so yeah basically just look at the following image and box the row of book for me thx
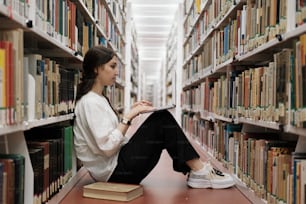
[104,86,125,114]
[183,0,298,68]
[82,0,126,36]
[0,6,127,127]
[182,113,305,204]
[0,0,125,59]
[0,153,25,204]
[94,0,126,59]
[33,0,126,57]
[183,37,213,81]
[0,0,30,19]
[33,0,80,52]
[181,40,306,127]
[0,123,74,204]
[183,0,234,40]
[0,29,81,126]
[25,124,74,204]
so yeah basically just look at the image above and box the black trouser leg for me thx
[108,110,200,184]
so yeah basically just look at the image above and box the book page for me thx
[140,104,176,113]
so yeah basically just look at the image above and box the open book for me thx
[141,104,176,113]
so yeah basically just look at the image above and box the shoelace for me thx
[206,162,225,176]
[212,168,224,176]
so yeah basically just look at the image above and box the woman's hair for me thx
[75,45,115,102]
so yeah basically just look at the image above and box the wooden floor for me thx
[59,150,252,204]
[59,114,252,204]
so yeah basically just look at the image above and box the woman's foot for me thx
[187,162,235,189]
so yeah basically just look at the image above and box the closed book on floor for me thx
[83,182,143,202]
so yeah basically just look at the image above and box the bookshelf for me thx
[181,0,306,203]
[0,0,127,203]
[124,2,139,113]
[164,3,184,122]
[130,24,139,105]
[165,21,178,106]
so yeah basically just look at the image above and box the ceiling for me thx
[127,0,182,83]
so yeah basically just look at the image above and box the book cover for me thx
[28,147,44,204]
[0,162,3,204]
[27,141,50,202]
[0,41,13,125]
[83,182,143,202]
[141,104,176,114]
[0,48,5,115]
[0,158,15,204]
[0,154,25,204]
[25,54,42,120]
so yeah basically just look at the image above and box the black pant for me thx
[108,110,200,184]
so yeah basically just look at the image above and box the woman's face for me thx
[96,56,118,86]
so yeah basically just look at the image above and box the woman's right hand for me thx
[125,101,154,120]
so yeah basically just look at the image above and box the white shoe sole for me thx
[187,177,235,189]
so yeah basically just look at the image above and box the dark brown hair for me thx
[75,45,115,102]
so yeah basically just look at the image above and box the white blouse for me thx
[73,91,128,181]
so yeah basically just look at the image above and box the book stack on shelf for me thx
[165,20,178,106]
[123,2,141,112]
[180,0,306,203]
[0,0,127,203]
[129,21,139,106]
[164,4,184,119]
[25,124,74,204]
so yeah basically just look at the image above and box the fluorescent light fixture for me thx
[137,31,168,34]
[137,24,170,28]
[133,15,174,19]
[139,46,166,50]
[132,4,178,8]
[137,37,167,40]
[146,76,159,80]
[140,57,162,61]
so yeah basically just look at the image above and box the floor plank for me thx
[60,150,251,204]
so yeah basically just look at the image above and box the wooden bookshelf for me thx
[181,0,306,203]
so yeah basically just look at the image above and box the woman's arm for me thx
[118,100,154,135]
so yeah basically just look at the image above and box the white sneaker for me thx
[187,162,235,189]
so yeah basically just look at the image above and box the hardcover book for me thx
[83,182,143,202]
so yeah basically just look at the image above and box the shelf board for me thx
[213,114,233,123]
[0,114,74,136]
[74,0,96,25]
[285,125,306,137]
[236,117,280,130]
[0,123,25,136]
[235,24,306,67]
[0,4,26,28]
[215,58,234,72]
[26,114,75,130]
[100,0,125,38]
[23,28,83,68]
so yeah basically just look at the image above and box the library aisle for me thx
[60,114,251,204]
[60,150,251,204]
[2,0,306,203]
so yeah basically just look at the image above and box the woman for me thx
[73,45,235,189]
